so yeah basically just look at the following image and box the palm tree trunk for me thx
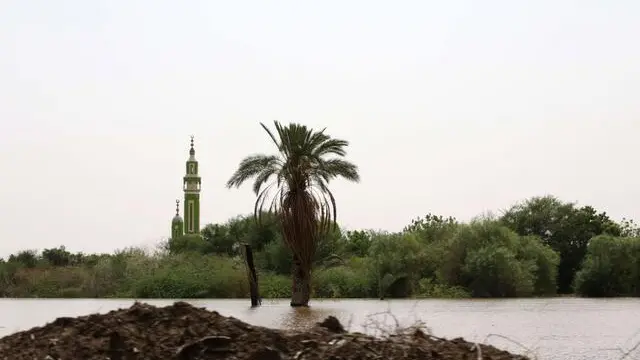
[290,257,311,307]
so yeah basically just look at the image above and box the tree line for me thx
[170,194,640,298]
[1,195,638,299]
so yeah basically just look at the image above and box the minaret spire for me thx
[170,136,201,241]
[183,135,201,235]
[171,199,184,240]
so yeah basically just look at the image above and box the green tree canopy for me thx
[500,195,620,293]
[574,235,640,297]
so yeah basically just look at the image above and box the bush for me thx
[9,250,39,268]
[516,236,559,295]
[437,220,559,297]
[130,254,248,298]
[167,235,210,254]
[256,240,291,275]
[574,235,640,297]
[463,245,534,297]
[313,265,372,298]
[259,273,291,298]
[367,232,426,297]
[415,278,470,298]
[8,267,90,297]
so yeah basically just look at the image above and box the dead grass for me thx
[351,304,640,360]
[352,305,533,360]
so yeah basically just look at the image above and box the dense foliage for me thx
[1,195,637,299]
[500,196,624,293]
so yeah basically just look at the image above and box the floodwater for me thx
[0,298,638,360]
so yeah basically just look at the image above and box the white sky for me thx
[1,0,639,256]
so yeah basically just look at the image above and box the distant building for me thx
[171,136,202,240]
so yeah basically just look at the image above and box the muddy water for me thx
[0,298,638,360]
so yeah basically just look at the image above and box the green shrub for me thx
[368,232,426,297]
[516,236,559,295]
[463,245,534,297]
[259,273,290,298]
[130,254,248,298]
[313,265,372,298]
[256,240,291,275]
[9,267,90,297]
[574,235,640,297]
[438,220,558,297]
[415,278,470,298]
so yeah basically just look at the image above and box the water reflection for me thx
[279,306,338,331]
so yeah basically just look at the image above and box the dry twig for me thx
[482,334,539,360]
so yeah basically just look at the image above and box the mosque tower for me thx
[183,136,202,234]
[171,200,184,240]
[170,136,202,239]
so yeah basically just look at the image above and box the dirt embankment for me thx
[0,302,530,360]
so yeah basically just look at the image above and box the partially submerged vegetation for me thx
[1,195,638,299]
[225,120,361,306]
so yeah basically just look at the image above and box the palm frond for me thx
[252,167,279,195]
[313,138,349,157]
[260,121,281,150]
[319,158,360,182]
[226,154,281,189]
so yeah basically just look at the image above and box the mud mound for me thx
[0,302,530,360]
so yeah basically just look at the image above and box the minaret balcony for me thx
[184,183,201,191]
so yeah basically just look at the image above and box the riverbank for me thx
[0,301,529,360]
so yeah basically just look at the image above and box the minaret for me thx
[183,136,201,235]
[171,199,184,239]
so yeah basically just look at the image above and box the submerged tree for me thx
[226,121,360,306]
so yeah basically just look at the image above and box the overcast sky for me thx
[1,0,638,256]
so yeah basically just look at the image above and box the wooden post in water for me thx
[242,243,261,307]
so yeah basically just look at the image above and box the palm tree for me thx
[227,121,360,306]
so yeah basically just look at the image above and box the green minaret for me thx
[183,136,201,235]
[171,199,184,240]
